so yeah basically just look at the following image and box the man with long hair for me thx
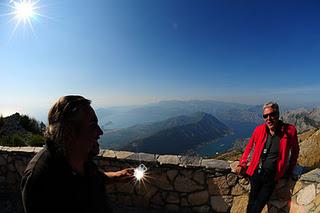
[21,95,133,213]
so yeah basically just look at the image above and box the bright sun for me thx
[13,0,36,22]
[7,0,41,37]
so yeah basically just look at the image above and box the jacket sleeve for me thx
[287,127,300,176]
[21,170,41,213]
[239,128,256,168]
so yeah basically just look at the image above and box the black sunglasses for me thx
[263,111,278,119]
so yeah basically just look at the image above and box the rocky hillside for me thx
[101,111,231,149]
[122,112,231,154]
[0,113,45,146]
[297,128,320,169]
[281,108,320,133]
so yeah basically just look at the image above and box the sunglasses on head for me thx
[263,111,278,119]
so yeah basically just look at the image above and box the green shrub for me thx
[19,115,42,135]
[27,134,45,147]
[0,134,26,146]
[0,115,4,128]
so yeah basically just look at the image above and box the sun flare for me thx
[7,0,42,37]
[13,0,36,22]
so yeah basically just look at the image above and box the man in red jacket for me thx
[235,102,299,213]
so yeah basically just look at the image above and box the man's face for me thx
[72,105,103,160]
[263,107,279,130]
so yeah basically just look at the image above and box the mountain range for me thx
[98,100,319,155]
[101,112,231,154]
[96,100,264,129]
[281,108,320,133]
[2,100,319,158]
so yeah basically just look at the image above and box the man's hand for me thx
[104,168,134,183]
[235,165,244,176]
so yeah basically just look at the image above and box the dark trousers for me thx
[247,169,277,213]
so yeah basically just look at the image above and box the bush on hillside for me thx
[27,134,45,147]
[0,115,4,128]
[0,134,26,146]
[19,115,43,135]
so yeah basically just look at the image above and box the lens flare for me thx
[13,0,36,22]
[134,164,147,182]
[6,0,43,38]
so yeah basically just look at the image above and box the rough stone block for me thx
[0,156,6,166]
[231,184,246,196]
[150,192,165,206]
[166,204,180,212]
[297,184,316,205]
[174,174,204,192]
[181,169,193,177]
[33,147,43,153]
[16,147,35,153]
[135,183,157,197]
[180,156,202,167]
[166,192,180,204]
[208,176,230,195]
[313,193,320,206]
[188,190,209,205]
[192,205,210,213]
[227,173,238,187]
[154,172,173,190]
[181,197,189,207]
[313,204,320,213]
[192,170,205,185]
[230,195,248,213]
[201,159,230,170]
[210,196,231,212]
[157,155,180,165]
[292,181,303,195]
[300,168,320,183]
[132,195,148,207]
[167,169,178,181]
[115,151,134,159]
[102,149,116,158]
[126,152,157,162]
[117,195,132,206]
[105,183,116,193]
[116,182,134,193]
[229,161,239,173]
[0,176,6,183]
[14,160,26,176]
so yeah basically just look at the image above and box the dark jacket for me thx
[21,142,112,213]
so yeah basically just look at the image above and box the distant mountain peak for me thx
[281,108,320,133]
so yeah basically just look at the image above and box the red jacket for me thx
[239,122,299,180]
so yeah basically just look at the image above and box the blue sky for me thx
[1,0,320,118]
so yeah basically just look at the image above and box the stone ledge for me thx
[0,146,228,170]
[179,156,202,167]
[126,152,158,163]
[300,168,320,183]
[157,155,181,165]
[0,146,232,170]
[114,151,135,159]
[201,159,230,170]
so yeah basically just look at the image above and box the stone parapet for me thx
[0,146,319,212]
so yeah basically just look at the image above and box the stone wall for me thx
[0,146,319,213]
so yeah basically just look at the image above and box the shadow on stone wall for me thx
[0,146,319,213]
